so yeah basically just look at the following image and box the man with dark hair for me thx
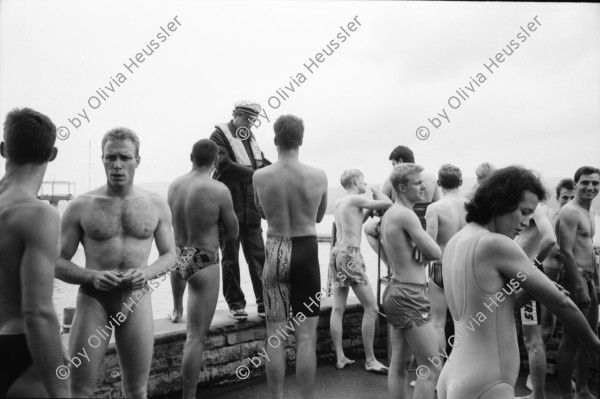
[424,164,467,364]
[0,108,69,398]
[253,114,328,399]
[329,169,391,373]
[540,178,576,342]
[168,139,239,399]
[437,166,600,399]
[209,100,271,320]
[556,166,600,399]
[381,163,442,399]
[364,146,441,266]
[56,128,176,398]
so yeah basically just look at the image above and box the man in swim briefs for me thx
[253,115,328,399]
[556,166,599,399]
[364,145,441,266]
[329,169,392,373]
[0,108,70,398]
[515,199,556,399]
[168,139,239,399]
[437,166,600,399]
[56,127,176,398]
[380,163,442,399]
[424,164,467,363]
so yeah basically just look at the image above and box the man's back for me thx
[426,193,467,251]
[334,195,364,247]
[0,189,58,334]
[168,173,228,250]
[254,160,327,236]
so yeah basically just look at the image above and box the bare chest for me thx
[81,197,159,240]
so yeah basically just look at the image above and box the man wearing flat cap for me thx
[208,100,270,320]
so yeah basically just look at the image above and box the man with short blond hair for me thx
[329,169,391,373]
[57,127,176,398]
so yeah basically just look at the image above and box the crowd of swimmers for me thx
[0,104,598,399]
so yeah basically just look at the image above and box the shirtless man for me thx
[556,166,599,399]
[515,202,556,399]
[329,169,391,373]
[380,163,442,399]
[168,139,238,399]
[253,115,328,399]
[437,166,600,399]
[540,179,576,343]
[364,145,440,266]
[424,164,467,362]
[56,128,176,398]
[0,108,70,398]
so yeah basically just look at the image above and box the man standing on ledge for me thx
[253,115,328,399]
[205,100,270,321]
[57,128,176,398]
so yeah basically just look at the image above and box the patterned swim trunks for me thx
[328,244,369,289]
[175,246,219,280]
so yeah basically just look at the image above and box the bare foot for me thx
[168,309,183,323]
[335,357,355,369]
[365,359,388,374]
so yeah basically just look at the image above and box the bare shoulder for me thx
[13,200,59,229]
[304,164,327,184]
[557,203,580,222]
[478,232,519,258]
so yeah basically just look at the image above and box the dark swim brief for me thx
[175,246,219,280]
[429,261,443,288]
[328,244,369,289]
[0,334,32,397]
[558,267,595,309]
[383,281,431,329]
[263,235,321,323]
[79,284,148,319]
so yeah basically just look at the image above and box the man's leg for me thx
[405,322,441,399]
[114,294,154,398]
[265,320,287,399]
[240,223,266,308]
[294,315,320,399]
[388,326,413,399]
[429,281,448,357]
[573,289,598,399]
[352,282,387,371]
[522,325,546,399]
[68,294,111,397]
[181,265,220,399]
[220,233,246,311]
[169,272,186,323]
[330,286,354,368]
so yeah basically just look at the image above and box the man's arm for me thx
[316,171,328,223]
[492,237,600,352]
[253,175,266,220]
[55,198,123,289]
[210,130,254,182]
[425,204,439,242]
[404,211,442,260]
[558,207,582,285]
[129,196,176,287]
[532,205,556,263]
[20,207,70,397]
[220,186,239,241]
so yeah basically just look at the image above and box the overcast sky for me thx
[1,1,599,194]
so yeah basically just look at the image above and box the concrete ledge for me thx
[62,295,383,398]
